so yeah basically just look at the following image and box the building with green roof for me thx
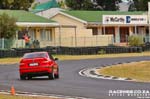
[62,10,146,23]
[32,0,59,13]
[50,10,150,46]
[0,10,59,48]
[0,10,56,23]
[1,9,150,47]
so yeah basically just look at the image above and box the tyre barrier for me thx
[0,46,144,58]
[142,46,150,51]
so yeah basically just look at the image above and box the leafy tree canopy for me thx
[0,13,18,39]
[129,0,150,11]
[95,0,122,11]
[65,0,122,11]
[0,0,34,10]
[65,0,94,10]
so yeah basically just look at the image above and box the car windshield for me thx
[23,53,47,59]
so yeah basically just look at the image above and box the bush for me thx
[128,35,144,46]
[98,49,106,54]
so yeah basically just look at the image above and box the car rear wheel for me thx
[55,74,59,79]
[28,76,32,80]
[48,72,55,80]
[55,68,59,79]
[20,75,26,80]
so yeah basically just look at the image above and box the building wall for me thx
[51,13,113,46]
[52,13,94,38]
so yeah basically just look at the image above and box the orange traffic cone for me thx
[11,85,16,95]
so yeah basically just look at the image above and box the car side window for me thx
[23,53,47,58]
[37,53,46,58]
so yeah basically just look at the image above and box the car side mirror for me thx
[54,58,59,61]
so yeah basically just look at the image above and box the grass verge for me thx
[98,61,150,82]
[0,52,150,64]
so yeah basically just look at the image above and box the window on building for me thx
[46,30,52,41]
[146,27,149,35]
[120,27,129,43]
[18,31,24,39]
[18,29,28,39]
[92,28,98,35]
[133,26,139,34]
[102,27,115,35]
[105,27,115,35]
[28,29,36,41]
[40,29,52,41]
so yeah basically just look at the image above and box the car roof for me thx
[25,51,48,55]
[23,51,48,57]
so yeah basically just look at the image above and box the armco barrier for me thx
[0,46,144,58]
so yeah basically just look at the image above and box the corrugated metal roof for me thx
[62,10,146,22]
[33,0,59,13]
[0,10,56,23]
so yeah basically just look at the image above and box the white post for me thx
[148,2,150,13]
[148,2,150,42]
[149,26,150,42]
[74,27,77,47]
[98,27,102,35]
[135,25,137,35]
[2,38,4,49]
[59,27,61,46]
[103,25,105,35]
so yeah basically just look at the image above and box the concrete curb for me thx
[79,61,146,82]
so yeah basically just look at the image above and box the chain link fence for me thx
[0,38,15,49]
[0,35,114,49]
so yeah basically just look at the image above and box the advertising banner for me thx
[103,15,148,25]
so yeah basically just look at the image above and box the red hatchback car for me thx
[19,52,59,80]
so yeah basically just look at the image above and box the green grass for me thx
[0,52,150,64]
[98,61,150,82]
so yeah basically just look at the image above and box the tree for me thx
[0,0,34,10]
[129,0,150,11]
[0,13,18,39]
[65,0,94,10]
[65,0,122,10]
[95,0,122,11]
[58,1,66,9]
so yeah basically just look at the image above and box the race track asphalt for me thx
[0,56,150,99]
